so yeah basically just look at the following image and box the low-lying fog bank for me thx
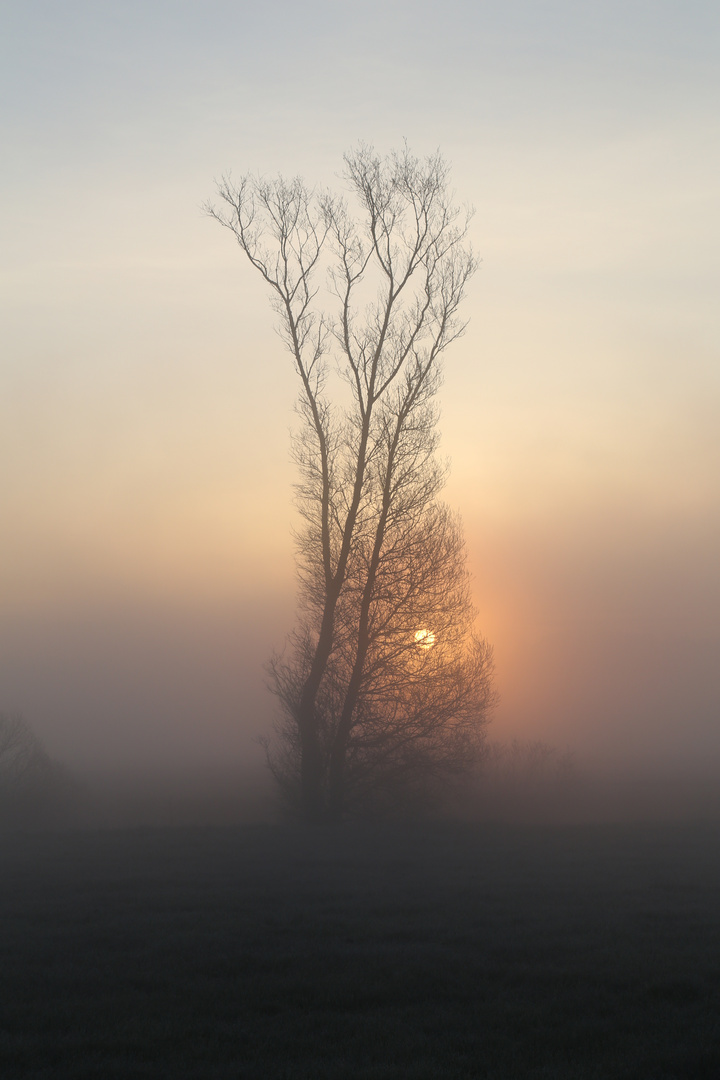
[462,764,720,825]
[50,766,278,830]
[3,747,720,830]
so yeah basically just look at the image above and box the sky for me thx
[1,0,719,776]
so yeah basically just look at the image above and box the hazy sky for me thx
[2,0,719,774]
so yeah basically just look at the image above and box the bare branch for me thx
[211,146,491,821]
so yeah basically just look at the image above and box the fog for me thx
[2,1,719,826]
[4,10,720,1080]
[2,366,718,822]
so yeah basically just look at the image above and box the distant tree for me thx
[467,740,578,821]
[0,713,66,820]
[209,145,496,820]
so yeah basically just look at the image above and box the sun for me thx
[414,629,435,649]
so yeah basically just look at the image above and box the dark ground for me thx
[1,821,719,1079]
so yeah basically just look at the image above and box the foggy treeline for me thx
[4,717,720,830]
[0,713,78,827]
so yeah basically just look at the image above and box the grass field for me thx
[1,821,719,1078]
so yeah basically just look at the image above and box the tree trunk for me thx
[327,734,348,820]
[299,724,325,822]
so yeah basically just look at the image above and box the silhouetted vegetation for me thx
[464,739,578,821]
[209,146,495,820]
[0,712,73,825]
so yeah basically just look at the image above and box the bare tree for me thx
[209,145,496,820]
[466,740,579,822]
[269,503,497,817]
[0,713,48,790]
[0,712,67,821]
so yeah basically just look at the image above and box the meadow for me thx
[1,820,719,1078]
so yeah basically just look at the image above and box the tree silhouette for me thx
[0,713,67,821]
[209,145,496,819]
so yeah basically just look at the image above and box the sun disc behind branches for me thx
[414,629,436,649]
